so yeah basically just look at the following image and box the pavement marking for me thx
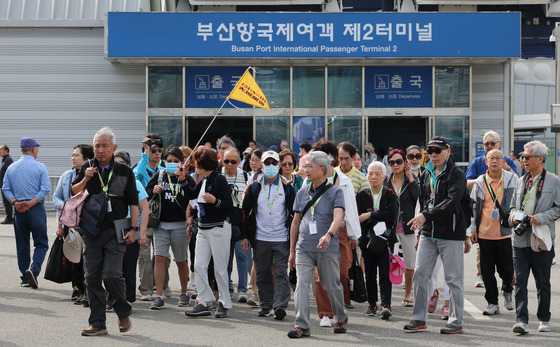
[464,298,492,320]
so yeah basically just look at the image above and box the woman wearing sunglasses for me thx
[406,145,425,183]
[384,149,419,308]
[279,150,303,193]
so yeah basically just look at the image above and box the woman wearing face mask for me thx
[145,146,196,310]
[406,145,425,183]
[383,149,419,308]
[279,150,303,193]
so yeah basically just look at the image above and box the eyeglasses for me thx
[486,156,503,162]
[407,153,422,160]
[520,155,536,160]
[151,148,163,154]
[282,162,294,167]
[263,161,278,166]
[388,159,404,166]
[483,141,499,147]
[70,154,83,158]
[250,158,260,163]
[426,147,442,155]
[223,159,238,165]
[302,165,321,170]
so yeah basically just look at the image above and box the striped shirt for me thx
[336,165,369,195]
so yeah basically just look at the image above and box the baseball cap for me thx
[261,150,280,163]
[426,136,450,149]
[20,137,41,148]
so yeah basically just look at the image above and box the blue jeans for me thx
[228,225,248,293]
[13,204,48,280]
[513,246,554,324]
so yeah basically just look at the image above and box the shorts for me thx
[154,226,190,262]
[397,232,417,270]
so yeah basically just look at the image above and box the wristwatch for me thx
[130,226,139,231]
[327,231,334,238]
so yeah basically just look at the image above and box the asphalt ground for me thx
[0,213,559,347]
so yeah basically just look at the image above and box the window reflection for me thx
[256,116,290,150]
[328,116,362,152]
[255,67,290,108]
[148,67,182,108]
[328,67,362,108]
[435,116,469,163]
[293,67,325,108]
[148,116,183,148]
[435,67,469,107]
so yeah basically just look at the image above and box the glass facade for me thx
[256,116,290,150]
[435,66,470,108]
[293,67,325,108]
[435,116,469,163]
[148,67,183,108]
[148,116,183,148]
[328,67,362,108]
[328,116,362,153]
[255,67,290,108]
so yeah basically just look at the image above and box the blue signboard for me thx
[365,66,432,107]
[185,67,248,108]
[107,12,521,59]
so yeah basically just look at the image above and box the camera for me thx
[144,138,162,147]
[514,215,531,236]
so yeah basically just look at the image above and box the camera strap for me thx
[521,169,546,210]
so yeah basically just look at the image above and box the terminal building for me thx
[0,0,559,180]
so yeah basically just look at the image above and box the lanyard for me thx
[262,177,281,211]
[370,187,383,210]
[166,172,179,201]
[391,175,404,197]
[521,176,541,210]
[97,168,114,194]
[223,168,238,185]
[483,172,503,204]
[429,175,436,198]
[308,190,324,221]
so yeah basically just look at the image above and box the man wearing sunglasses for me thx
[222,147,250,304]
[405,136,471,335]
[466,131,518,289]
[133,133,168,302]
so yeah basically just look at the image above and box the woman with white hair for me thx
[356,161,398,320]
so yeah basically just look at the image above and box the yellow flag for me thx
[227,70,270,111]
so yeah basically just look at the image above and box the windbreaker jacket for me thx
[356,187,399,246]
[470,169,517,237]
[419,159,467,240]
[384,174,419,236]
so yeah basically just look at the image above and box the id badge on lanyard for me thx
[309,220,318,235]
[491,208,499,220]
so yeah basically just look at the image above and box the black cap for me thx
[427,136,450,149]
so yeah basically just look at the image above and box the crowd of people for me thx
[0,128,557,338]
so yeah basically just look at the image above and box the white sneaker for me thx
[320,316,332,327]
[163,287,172,298]
[538,321,551,332]
[483,304,500,316]
[513,322,529,334]
[140,294,153,301]
[503,291,514,311]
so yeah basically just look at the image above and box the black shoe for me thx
[258,308,273,317]
[366,304,377,316]
[150,296,164,310]
[404,320,427,331]
[74,294,84,305]
[1,217,13,224]
[82,292,89,307]
[287,327,310,338]
[274,307,286,320]
[186,303,211,317]
[25,269,38,289]
[71,289,81,301]
[20,279,30,287]
[215,302,227,318]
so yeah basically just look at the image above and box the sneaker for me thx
[287,327,311,338]
[366,304,377,316]
[163,287,172,298]
[247,292,259,306]
[483,304,500,316]
[190,292,198,300]
[441,306,450,320]
[552,258,556,265]
[475,278,485,288]
[440,324,463,334]
[333,319,348,334]
[106,299,115,312]
[380,304,392,320]
[186,302,211,317]
[345,303,355,309]
[74,294,83,305]
[20,279,30,287]
[81,292,89,307]
[25,269,38,289]
[238,291,248,303]
[178,293,190,307]
[150,296,164,310]
[215,302,227,318]
[258,308,273,317]
[140,293,153,301]
[81,326,108,336]
[71,289,81,301]
[503,291,514,311]
[538,321,551,332]
[404,320,427,331]
[320,316,332,327]
[428,289,439,313]
[513,322,529,334]
[274,307,286,320]
[1,217,13,224]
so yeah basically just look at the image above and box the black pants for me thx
[361,247,391,307]
[479,238,514,305]
[1,190,12,220]
[122,241,140,303]
[83,227,131,328]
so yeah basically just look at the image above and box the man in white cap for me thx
[2,137,50,288]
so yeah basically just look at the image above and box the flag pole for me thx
[181,67,253,169]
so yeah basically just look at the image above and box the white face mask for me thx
[262,164,279,179]
[411,164,421,170]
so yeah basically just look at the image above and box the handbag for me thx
[367,231,388,255]
[58,189,89,228]
[44,237,72,284]
[348,249,367,303]
[147,170,164,229]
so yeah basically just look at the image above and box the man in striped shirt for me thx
[337,142,369,195]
